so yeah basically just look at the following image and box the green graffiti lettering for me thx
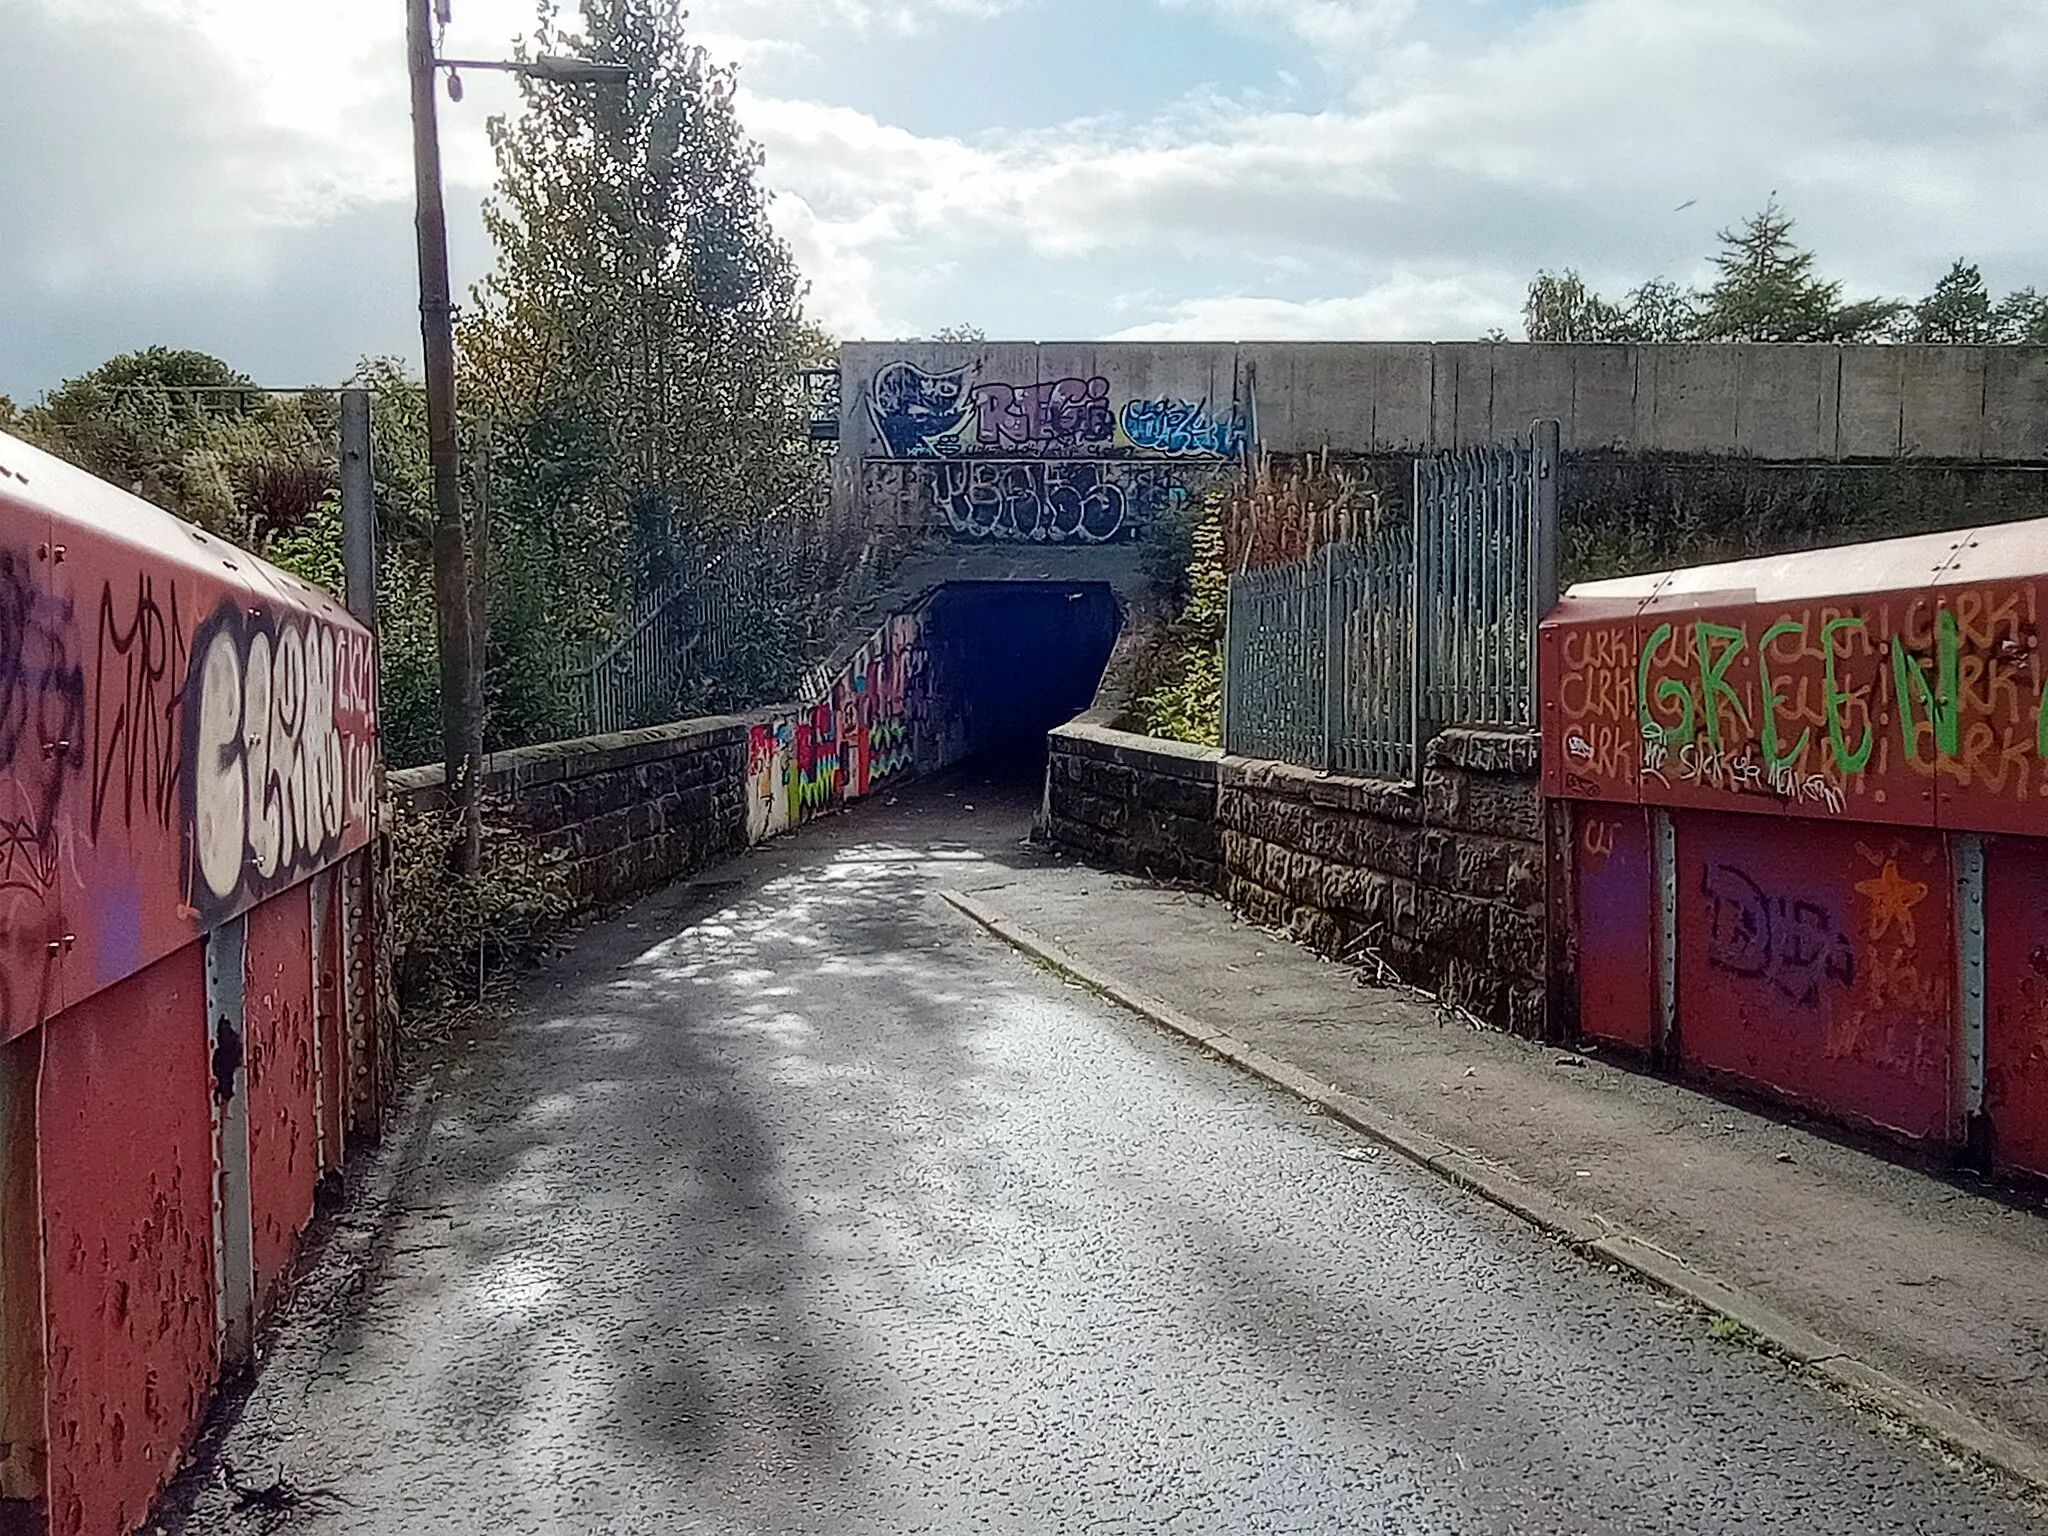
[1890,606,1961,763]
[1822,616,1873,774]
[1637,622,1694,745]
[1756,618,1811,773]
[1694,621,1750,753]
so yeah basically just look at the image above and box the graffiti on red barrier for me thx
[1550,581,2048,823]
[184,601,376,921]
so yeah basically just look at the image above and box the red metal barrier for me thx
[0,431,383,1534]
[1541,516,2048,1175]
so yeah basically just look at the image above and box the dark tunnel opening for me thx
[918,580,1121,780]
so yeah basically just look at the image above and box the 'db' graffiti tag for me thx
[183,602,376,921]
[1700,862,1856,1008]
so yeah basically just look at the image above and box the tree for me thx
[1523,272,1696,343]
[13,347,333,542]
[1696,200,1899,342]
[924,323,987,343]
[468,0,817,602]
[1992,288,2048,344]
[1906,260,1996,343]
[1523,271,1627,342]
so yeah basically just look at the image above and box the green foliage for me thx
[1907,260,1997,343]
[265,495,347,594]
[1129,500,1226,746]
[12,347,336,542]
[1522,201,2048,346]
[1560,456,2047,585]
[468,0,816,552]
[1696,200,1899,342]
[387,798,574,1010]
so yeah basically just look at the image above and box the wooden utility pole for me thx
[406,0,484,872]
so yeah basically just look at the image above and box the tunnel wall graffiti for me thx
[0,430,386,1536]
[1542,514,2048,1175]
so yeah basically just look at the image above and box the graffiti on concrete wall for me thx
[747,611,930,843]
[746,720,793,843]
[1550,583,2048,822]
[1120,397,1246,457]
[864,358,1245,541]
[870,362,972,458]
[933,461,1192,543]
[183,601,377,922]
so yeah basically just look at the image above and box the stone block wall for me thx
[1220,729,1544,1035]
[1043,723,1545,1036]
[389,716,754,912]
[1044,722,1223,889]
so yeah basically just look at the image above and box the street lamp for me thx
[405,0,630,873]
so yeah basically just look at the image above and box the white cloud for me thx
[744,0,2048,339]
[6,0,2047,392]
[1109,271,1523,340]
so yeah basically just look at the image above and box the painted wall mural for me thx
[744,610,928,840]
[862,357,1245,542]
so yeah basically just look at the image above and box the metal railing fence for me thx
[1223,421,1558,782]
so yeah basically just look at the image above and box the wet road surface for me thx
[171,772,2047,1534]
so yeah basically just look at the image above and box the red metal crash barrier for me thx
[0,432,383,1536]
[1540,516,2048,1179]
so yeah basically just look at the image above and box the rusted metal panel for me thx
[1676,811,1955,1142]
[39,946,217,1536]
[1542,519,2048,837]
[1982,836,2048,1179]
[244,886,318,1316]
[0,515,77,1043]
[312,868,347,1173]
[1572,803,1655,1052]
[0,431,378,1034]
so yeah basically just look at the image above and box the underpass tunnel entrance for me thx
[918,581,1121,777]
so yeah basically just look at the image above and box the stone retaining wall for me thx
[1045,723,1545,1035]
[1044,722,1223,890]
[389,716,754,912]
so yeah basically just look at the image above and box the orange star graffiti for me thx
[1854,859,1930,946]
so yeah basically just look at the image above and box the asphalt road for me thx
[169,769,2048,1535]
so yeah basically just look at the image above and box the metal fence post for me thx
[1221,575,1236,755]
[340,389,378,631]
[1321,539,1338,771]
[1408,454,1428,786]
[1530,418,1561,716]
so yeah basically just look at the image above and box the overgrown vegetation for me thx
[1129,454,1395,746]
[1560,456,2048,584]
[1525,199,2048,344]
[1128,496,1226,745]
[386,800,575,1012]
[10,1,833,771]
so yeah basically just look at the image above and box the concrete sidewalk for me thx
[940,860,2048,1494]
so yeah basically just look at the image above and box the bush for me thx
[1128,496,1226,746]
[387,799,574,1012]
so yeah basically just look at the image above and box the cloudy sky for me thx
[4,0,2045,398]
